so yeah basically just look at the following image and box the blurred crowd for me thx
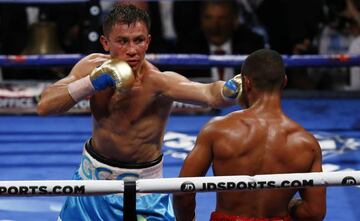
[0,0,360,91]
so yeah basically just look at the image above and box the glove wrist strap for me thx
[68,75,96,103]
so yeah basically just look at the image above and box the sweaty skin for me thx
[174,88,326,221]
[37,21,228,163]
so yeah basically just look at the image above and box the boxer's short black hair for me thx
[103,3,151,37]
[241,49,286,90]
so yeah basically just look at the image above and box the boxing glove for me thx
[221,74,242,101]
[68,59,134,102]
[89,59,134,91]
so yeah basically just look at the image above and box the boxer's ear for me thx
[244,75,252,92]
[144,34,151,52]
[100,35,110,52]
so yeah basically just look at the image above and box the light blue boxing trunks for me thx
[58,139,175,221]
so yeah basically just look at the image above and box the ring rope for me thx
[0,171,358,197]
[0,54,359,68]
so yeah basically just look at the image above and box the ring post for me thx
[124,181,137,221]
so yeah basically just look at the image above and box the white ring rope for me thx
[139,171,360,193]
[0,180,124,196]
[0,171,358,197]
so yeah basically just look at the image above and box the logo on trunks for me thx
[342,176,357,185]
[202,179,314,191]
[181,181,195,192]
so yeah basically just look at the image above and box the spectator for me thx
[176,0,264,82]
[345,0,360,90]
[315,0,360,90]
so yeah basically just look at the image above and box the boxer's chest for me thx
[108,82,170,122]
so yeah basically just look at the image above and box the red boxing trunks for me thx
[210,212,291,221]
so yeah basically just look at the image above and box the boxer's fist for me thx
[90,59,134,92]
[68,59,134,102]
[221,74,242,101]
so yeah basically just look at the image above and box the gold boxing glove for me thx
[90,58,135,92]
[221,74,243,101]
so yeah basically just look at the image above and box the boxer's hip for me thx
[59,138,174,221]
[79,138,163,181]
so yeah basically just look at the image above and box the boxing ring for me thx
[1,0,359,219]
[0,53,360,221]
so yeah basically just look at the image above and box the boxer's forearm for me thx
[208,81,235,108]
[37,83,78,116]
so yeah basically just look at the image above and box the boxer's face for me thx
[100,21,151,73]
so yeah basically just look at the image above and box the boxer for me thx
[173,49,326,221]
[38,4,239,221]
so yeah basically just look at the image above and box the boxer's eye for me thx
[116,38,128,45]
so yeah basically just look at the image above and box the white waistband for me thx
[79,146,163,181]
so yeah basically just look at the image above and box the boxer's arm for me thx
[289,139,326,221]
[37,75,80,116]
[38,54,134,115]
[37,53,110,115]
[155,71,235,108]
[173,123,214,221]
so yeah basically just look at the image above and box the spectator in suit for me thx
[176,0,265,82]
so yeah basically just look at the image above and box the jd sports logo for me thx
[342,176,357,185]
[181,182,195,192]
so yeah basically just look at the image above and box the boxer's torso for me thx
[211,109,316,217]
[90,61,172,163]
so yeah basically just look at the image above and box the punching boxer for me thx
[37,4,239,221]
[173,49,326,221]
